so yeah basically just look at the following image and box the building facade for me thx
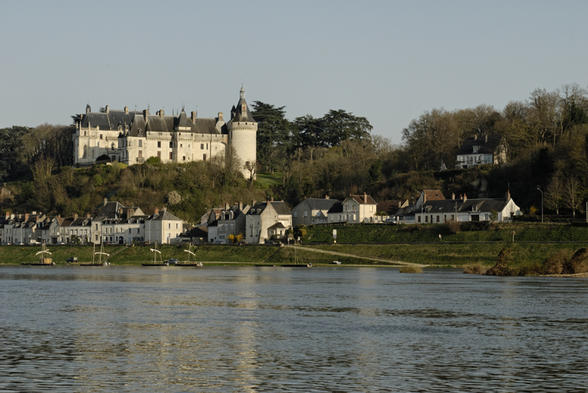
[72,88,257,178]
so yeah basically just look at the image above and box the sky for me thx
[1,0,587,144]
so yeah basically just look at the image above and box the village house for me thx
[456,134,507,169]
[144,209,185,245]
[414,193,521,224]
[207,203,249,244]
[245,201,292,244]
[342,193,378,223]
[292,197,339,227]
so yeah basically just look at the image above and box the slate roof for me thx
[327,201,343,213]
[457,135,503,155]
[248,201,291,216]
[74,108,224,137]
[298,198,338,211]
[347,194,377,205]
[150,210,183,221]
[420,198,509,214]
[230,88,255,122]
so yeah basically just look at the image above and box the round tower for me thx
[227,87,258,179]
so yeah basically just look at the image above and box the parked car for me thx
[66,256,78,263]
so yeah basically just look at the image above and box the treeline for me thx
[2,84,588,221]
[253,85,588,216]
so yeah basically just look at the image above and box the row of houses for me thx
[1,189,522,246]
[0,199,184,246]
[203,194,380,244]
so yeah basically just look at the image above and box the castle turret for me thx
[227,86,257,179]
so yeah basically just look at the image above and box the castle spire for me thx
[240,85,245,99]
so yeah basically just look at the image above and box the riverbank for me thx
[2,240,588,271]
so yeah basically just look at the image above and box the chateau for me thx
[72,88,257,178]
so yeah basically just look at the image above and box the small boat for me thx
[175,246,203,267]
[332,260,342,265]
[81,242,110,266]
[142,245,168,266]
[23,243,54,266]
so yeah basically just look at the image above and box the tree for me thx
[251,101,291,173]
[564,177,582,218]
[545,173,564,215]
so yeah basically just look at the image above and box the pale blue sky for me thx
[1,0,587,143]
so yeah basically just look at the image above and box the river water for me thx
[0,266,586,392]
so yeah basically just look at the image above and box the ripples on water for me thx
[0,266,586,392]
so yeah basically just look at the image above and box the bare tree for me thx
[564,176,582,218]
[545,173,564,215]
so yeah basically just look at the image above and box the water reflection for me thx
[0,266,586,392]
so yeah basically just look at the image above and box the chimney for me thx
[225,202,229,210]
[86,213,91,219]
[485,134,488,143]
[239,201,243,211]
[124,106,129,114]
[463,194,467,202]
[191,111,197,124]
[364,192,367,203]
[218,112,223,121]
[143,109,149,120]
[154,207,159,215]
[325,194,329,200]
[105,105,110,114]
[5,211,10,219]
[74,213,78,220]
[103,197,108,206]
[86,104,91,114]
[474,134,478,141]
[506,189,511,201]
[158,109,164,118]
[451,192,455,200]
[24,213,30,222]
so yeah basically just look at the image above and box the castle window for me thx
[157,141,161,148]
[157,151,161,158]
[169,141,173,148]
[201,143,204,150]
[100,134,103,139]
[203,154,207,161]
[182,156,186,161]
[138,150,142,158]
[169,152,173,160]
[138,140,142,147]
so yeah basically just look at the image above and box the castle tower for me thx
[227,87,257,179]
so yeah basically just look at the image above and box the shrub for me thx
[463,263,488,274]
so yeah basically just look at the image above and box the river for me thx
[0,266,586,392]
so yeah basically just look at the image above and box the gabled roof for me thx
[150,210,183,221]
[327,201,343,213]
[422,189,445,201]
[297,198,338,211]
[457,134,503,155]
[346,194,377,205]
[268,222,286,230]
[247,201,291,216]
[420,198,510,214]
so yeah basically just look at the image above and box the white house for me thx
[415,195,522,224]
[456,134,507,169]
[245,201,292,244]
[145,209,184,245]
[342,193,378,223]
[207,203,249,244]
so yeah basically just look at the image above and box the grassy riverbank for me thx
[0,244,367,266]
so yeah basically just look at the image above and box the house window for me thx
[436,215,440,223]
[168,223,171,229]
[139,140,143,147]
[425,216,428,223]
[169,152,173,160]
[203,154,207,161]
